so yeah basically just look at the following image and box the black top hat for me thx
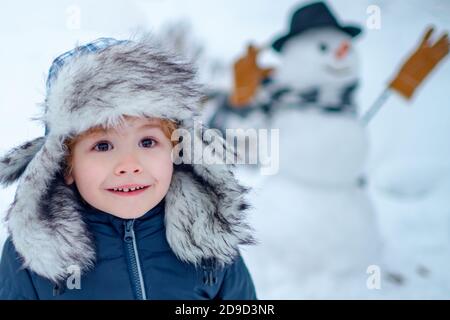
[272,1,362,52]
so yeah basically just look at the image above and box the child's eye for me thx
[140,137,157,148]
[93,141,113,152]
[92,138,157,151]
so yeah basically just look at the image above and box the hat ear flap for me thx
[5,136,95,283]
[165,124,254,267]
[0,137,46,187]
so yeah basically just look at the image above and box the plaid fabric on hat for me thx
[46,37,129,92]
[44,37,129,135]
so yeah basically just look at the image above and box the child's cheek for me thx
[74,155,107,184]
[152,152,174,185]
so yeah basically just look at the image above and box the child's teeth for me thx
[111,186,147,192]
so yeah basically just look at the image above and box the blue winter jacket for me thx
[0,199,257,300]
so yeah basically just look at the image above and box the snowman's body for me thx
[241,28,383,298]
[243,110,382,298]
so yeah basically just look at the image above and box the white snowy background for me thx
[0,0,449,299]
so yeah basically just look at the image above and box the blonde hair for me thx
[63,117,178,179]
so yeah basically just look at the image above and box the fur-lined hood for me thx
[0,37,254,283]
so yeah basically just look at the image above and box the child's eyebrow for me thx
[138,123,162,130]
[82,123,163,141]
[83,123,161,140]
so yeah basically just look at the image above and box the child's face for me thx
[65,117,174,219]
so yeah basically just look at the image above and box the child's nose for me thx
[116,167,142,175]
[114,158,143,175]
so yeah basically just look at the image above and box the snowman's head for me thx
[274,27,359,91]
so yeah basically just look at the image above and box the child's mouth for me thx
[107,186,150,197]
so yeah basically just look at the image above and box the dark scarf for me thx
[208,78,359,133]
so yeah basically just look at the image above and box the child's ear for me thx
[65,174,74,185]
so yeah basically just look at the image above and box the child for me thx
[0,37,256,299]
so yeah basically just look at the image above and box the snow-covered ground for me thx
[1,0,449,299]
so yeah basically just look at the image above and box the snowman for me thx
[205,2,363,167]
[235,2,384,299]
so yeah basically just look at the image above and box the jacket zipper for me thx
[201,258,218,286]
[124,219,147,300]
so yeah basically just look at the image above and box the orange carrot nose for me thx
[336,41,350,59]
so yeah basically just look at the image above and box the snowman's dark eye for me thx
[319,43,328,53]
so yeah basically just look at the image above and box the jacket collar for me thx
[81,194,166,238]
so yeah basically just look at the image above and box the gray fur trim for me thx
[166,164,254,268]
[0,137,45,187]
[1,38,254,282]
[41,39,203,136]
[5,136,95,283]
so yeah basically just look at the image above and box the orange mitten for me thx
[229,44,273,107]
[389,27,449,99]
